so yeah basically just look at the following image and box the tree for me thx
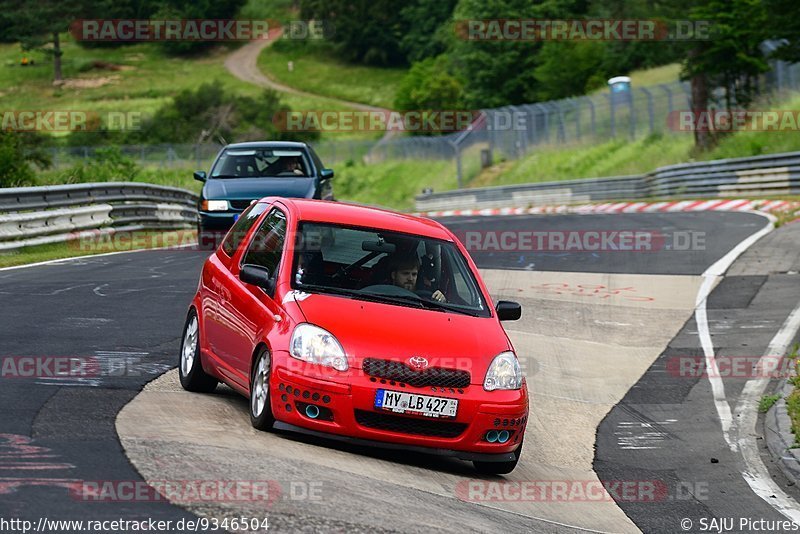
[762,0,800,62]
[681,0,770,150]
[300,0,406,66]
[0,131,51,188]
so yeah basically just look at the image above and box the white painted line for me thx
[695,212,776,450]
[733,302,800,523]
[0,243,198,272]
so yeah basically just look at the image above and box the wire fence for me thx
[54,59,800,188]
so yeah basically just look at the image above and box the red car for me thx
[179,197,528,473]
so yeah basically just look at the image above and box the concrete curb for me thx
[765,380,800,484]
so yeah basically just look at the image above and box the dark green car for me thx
[195,141,334,247]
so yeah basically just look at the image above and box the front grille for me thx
[229,199,254,211]
[355,410,467,438]
[362,358,470,389]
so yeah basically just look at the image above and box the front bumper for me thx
[269,353,528,459]
[198,211,239,232]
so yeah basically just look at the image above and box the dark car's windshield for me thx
[211,149,311,179]
[291,222,490,317]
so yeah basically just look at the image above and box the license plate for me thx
[374,389,458,419]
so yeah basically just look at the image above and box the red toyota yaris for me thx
[179,197,528,473]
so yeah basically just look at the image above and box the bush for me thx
[126,81,319,145]
[58,147,139,184]
[0,132,51,188]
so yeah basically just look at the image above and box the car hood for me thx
[204,177,315,200]
[290,292,510,383]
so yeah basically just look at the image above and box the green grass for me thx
[0,34,375,141]
[33,166,204,193]
[0,229,198,268]
[466,92,800,188]
[0,38,260,115]
[759,394,781,413]
[257,42,406,109]
[335,159,460,211]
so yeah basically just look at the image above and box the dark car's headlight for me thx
[484,351,523,391]
[290,324,348,371]
[201,200,229,212]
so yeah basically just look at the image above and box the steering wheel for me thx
[360,284,420,298]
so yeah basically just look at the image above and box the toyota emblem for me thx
[408,356,429,370]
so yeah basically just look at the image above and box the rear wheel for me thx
[178,310,218,393]
[250,348,275,431]
[473,440,523,475]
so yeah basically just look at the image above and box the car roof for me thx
[223,141,309,150]
[265,198,453,241]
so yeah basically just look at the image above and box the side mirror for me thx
[495,300,521,321]
[320,169,334,180]
[239,264,274,293]
[194,170,207,182]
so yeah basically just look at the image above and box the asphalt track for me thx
[1,211,798,533]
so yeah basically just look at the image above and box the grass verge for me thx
[784,344,800,445]
[0,229,199,269]
[258,42,406,110]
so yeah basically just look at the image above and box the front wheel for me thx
[250,348,275,431]
[178,310,218,393]
[473,440,523,475]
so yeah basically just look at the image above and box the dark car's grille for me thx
[354,410,467,438]
[229,199,254,211]
[362,358,471,389]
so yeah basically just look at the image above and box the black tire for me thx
[178,310,218,393]
[249,348,276,431]
[473,440,523,475]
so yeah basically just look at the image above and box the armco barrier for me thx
[416,151,800,212]
[0,182,199,251]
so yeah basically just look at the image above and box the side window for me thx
[308,147,325,174]
[221,203,269,257]
[242,208,287,277]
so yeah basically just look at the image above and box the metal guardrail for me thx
[415,151,800,212]
[0,183,199,251]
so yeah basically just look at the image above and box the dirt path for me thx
[224,38,399,143]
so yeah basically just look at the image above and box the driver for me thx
[389,254,446,303]
[282,156,305,176]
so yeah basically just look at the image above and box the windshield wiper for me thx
[358,292,480,316]
[295,284,359,299]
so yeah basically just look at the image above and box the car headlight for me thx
[484,351,523,391]
[201,200,229,212]
[290,323,348,371]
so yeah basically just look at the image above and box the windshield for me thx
[291,222,490,317]
[210,149,311,178]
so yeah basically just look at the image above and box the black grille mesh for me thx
[229,199,254,211]
[354,410,467,438]
[362,358,470,389]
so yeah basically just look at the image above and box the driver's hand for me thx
[431,290,446,302]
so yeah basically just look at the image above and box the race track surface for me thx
[2,211,798,533]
